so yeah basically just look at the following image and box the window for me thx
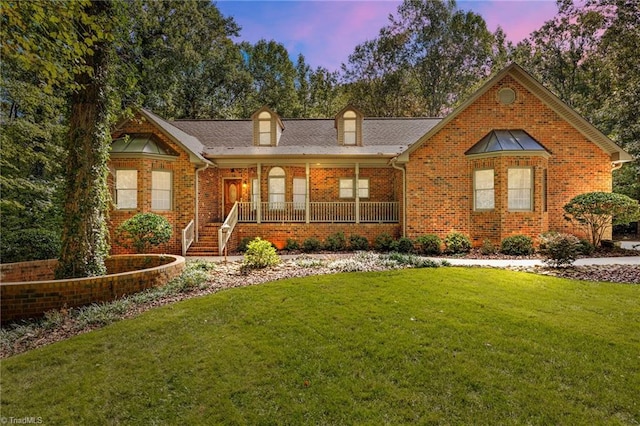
[152,170,172,210]
[115,170,137,209]
[508,168,533,210]
[258,111,271,145]
[343,110,356,145]
[339,178,369,198]
[474,169,494,210]
[268,167,285,209]
[293,177,306,210]
[251,178,259,210]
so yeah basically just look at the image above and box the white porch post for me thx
[305,162,310,223]
[257,162,262,224]
[355,163,360,224]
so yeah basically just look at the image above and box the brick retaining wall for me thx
[0,255,185,323]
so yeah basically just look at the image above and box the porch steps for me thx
[186,222,221,257]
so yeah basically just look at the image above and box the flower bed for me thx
[0,255,185,323]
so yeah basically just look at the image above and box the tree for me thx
[127,0,247,119]
[55,0,117,278]
[563,192,640,247]
[341,0,498,117]
[239,39,300,117]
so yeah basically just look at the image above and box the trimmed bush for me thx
[538,232,581,267]
[0,228,61,263]
[577,239,595,255]
[392,237,414,253]
[415,234,442,255]
[115,213,172,253]
[284,239,300,251]
[444,232,471,254]
[480,239,496,255]
[237,237,255,253]
[301,237,323,253]
[500,235,534,256]
[374,233,394,252]
[243,237,280,269]
[324,231,347,251]
[349,234,369,251]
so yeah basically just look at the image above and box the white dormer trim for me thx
[252,106,284,147]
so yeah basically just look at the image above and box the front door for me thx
[223,179,242,217]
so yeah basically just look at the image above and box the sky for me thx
[216,0,560,71]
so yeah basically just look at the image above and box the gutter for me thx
[390,157,407,237]
[194,162,214,242]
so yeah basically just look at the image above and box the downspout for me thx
[195,163,210,243]
[391,157,407,238]
[611,162,624,171]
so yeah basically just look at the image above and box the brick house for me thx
[109,64,632,256]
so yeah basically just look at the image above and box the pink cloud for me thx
[216,0,560,71]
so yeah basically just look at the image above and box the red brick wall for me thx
[0,255,184,323]
[406,74,612,246]
[235,223,401,251]
[109,116,197,255]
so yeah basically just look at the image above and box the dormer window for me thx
[343,110,357,145]
[252,107,284,146]
[335,105,363,146]
[258,111,272,145]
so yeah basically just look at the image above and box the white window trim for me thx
[508,167,533,211]
[343,110,357,146]
[258,111,271,146]
[151,170,172,211]
[293,177,306,210]
[268,167,285,210]
[339,178,369,199]
[473,169,495,211]
[115,169,137,210]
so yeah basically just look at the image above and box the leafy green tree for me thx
[342,0,498,117]
[563,192,640,247]
[127,0,246,119]
[56,0,118,278]
[240,39,300,117]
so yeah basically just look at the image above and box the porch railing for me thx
[236,201,398,223]
[219,202,239,254]
[182,219,195,256]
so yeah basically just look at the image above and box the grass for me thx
[1,268,639,424]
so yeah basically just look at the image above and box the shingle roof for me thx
[169,117,441,158]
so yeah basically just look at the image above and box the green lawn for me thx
[2,268,639,425]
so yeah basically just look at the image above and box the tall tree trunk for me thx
[56,0,112,279]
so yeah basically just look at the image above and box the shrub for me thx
[243,237,281,269]
[444,232,471,254]
[237,237,254,253]
[415,235,442,255]
[115,213,172,253]
[374,233,394,252]
[324,231,347,251]
[392,237,414,253]
[284,238,300,251]
[480,239,496,255]
[500,235,534,256]
[577,238,595,255]
[538,232,581,267]
[0,228,61,263]
[301,237,323,253]
[349,234,369,251]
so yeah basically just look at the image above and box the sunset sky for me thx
[216,0,559,71]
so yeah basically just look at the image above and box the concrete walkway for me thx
[188,253,639,267]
